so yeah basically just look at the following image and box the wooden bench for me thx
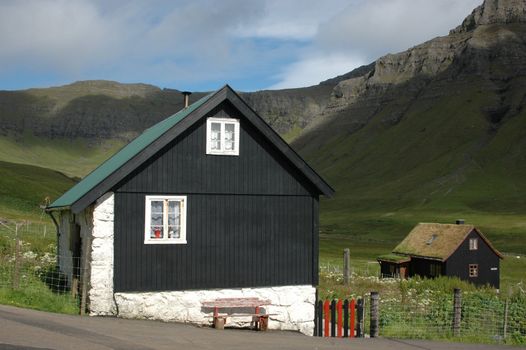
[201,297,272,331]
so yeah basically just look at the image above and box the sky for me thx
[0,0,482,92]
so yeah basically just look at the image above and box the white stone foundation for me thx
[115,285,316,335]
[88,192,117,315]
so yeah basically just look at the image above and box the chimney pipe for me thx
[456,219,465,225]
[182,91,192,108]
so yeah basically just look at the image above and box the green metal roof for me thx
[48,92,214,209]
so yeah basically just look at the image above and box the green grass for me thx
[0,134,125,178]
[0,160,77,220]
[0,282,79,315]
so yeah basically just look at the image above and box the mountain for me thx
[0,0,525,253]
[291,0,526,253]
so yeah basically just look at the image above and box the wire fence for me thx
[0,219,81,314]
[379,291,526,344]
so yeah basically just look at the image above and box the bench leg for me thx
[259,315,269,331]
[214,316,226,330]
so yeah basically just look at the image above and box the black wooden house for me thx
[46,85,333,335]
[377,222,503,288]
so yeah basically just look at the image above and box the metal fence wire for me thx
[0,219,82,313]
[379,292,526,344]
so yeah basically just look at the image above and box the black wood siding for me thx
[445,230,500,288]
[113,102,318,292]
[114,193,314,292]
[408,258,443,278]
[116,102,315,196]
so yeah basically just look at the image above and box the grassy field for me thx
[0,135,125,178]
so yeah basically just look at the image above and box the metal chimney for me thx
[456,219,465,225]
[182,91,192,108]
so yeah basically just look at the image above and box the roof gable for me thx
[48,85,334,213]
[392,223,503,261]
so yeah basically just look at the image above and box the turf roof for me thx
[392,223,502,261]
[377,253,411,263]
[47,92,214,209]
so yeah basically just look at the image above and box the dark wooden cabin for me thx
[46,85,333,334]
[378,222,503,288]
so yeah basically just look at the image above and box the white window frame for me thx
[469,264,478,277]
[206,117,240,156]
[469,238,478,250]
[144,195,187,245]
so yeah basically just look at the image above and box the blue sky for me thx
[0,0,481,92]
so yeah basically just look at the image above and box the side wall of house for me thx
[57,193,117,314]
[88,192,116,315]
[445,230,500,288]
[113,101,318,292]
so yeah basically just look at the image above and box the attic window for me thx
[469,238,478,250]
[144,195,187,244]
[206,117,240,156]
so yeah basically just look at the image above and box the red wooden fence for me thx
[315,298,361,338]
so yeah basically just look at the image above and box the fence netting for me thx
[379,290,525,344]
[0,219,82,314]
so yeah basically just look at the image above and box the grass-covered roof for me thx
[392,223,502,261]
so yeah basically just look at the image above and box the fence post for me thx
[503,297,509,340]
[356,298,364,337]
[343,248,350,286]
[453,288,462,337]
[350,298,356,338]
[324,300,330,337]
[337,299,343,337]
[331,299,336,337]
[13,225,21,290]
[370,291,379,338]
[317,300,323,337]
[343,299,349,337]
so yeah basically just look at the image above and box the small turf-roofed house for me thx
[377,222,503,288]
[46,85,333,335]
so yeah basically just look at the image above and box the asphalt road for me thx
[0,305,521,350]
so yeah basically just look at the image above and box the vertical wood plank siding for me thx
[445,230,500,288]
[114,193,314,292]
[113,102,318,292]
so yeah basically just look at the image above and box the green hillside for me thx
[0,161,77,221]
[299,75,526,256]
[0,135,125,178]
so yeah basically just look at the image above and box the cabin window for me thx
[206,118,240,155]
[469,264,478,277]
[469,238,478,250]
[144,196,187,244]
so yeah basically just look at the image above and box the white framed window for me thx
[469,238,478,250]
[469,264,478,277]
[206,117,240,155]
[144,195,187,244]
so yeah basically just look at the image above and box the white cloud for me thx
[272,0,482,89]
[233,0,350,40]
[270,54,365,89]
[0,0,484,90]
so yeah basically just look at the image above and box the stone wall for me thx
[115,285,316,335]
[88,192,117,316]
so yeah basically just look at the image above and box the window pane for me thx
[167,201,181,239]
[211,123,221,150]
[225,123,235,151]
[150,200,163,238]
